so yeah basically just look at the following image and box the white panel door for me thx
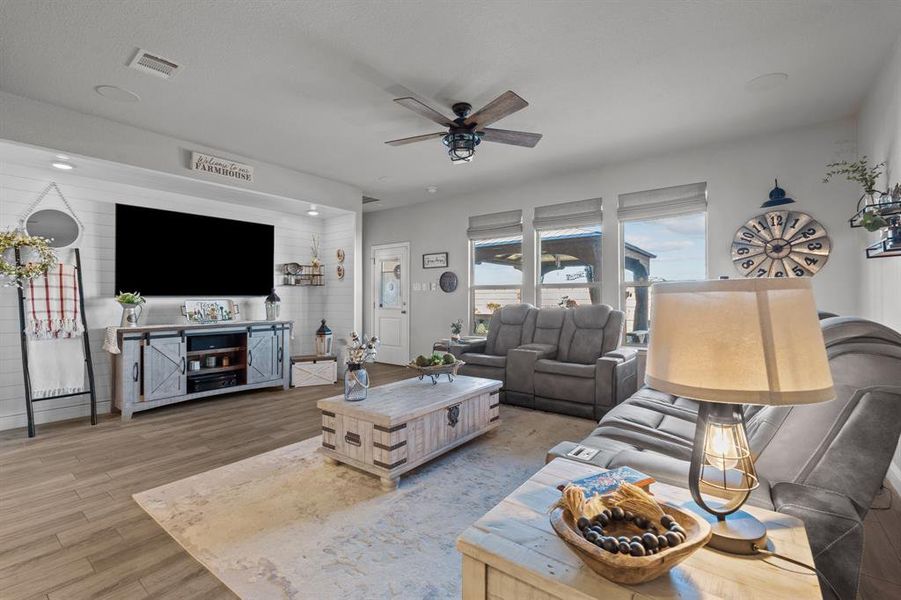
[371,243,410,365]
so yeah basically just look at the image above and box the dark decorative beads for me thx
[579,509,687,556]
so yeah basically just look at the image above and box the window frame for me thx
[534,224,603,309]
[469,236,524,335]
[619,209,708,346]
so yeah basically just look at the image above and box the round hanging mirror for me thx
[25,209,81,248]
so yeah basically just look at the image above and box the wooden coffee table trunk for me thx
[317,376,501,489]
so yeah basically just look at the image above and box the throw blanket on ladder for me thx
[24,263,86,399]
[25,263,84,339]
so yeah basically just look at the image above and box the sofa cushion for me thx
[531,307,565,346]
[485,304,535,356]
[461,352,506,368]
[557,304,618,364]
[535,359,594,378]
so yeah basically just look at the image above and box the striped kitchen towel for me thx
[24,263,84,339]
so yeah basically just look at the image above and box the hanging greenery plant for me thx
[0,230,58,285]
[823,156,886,194]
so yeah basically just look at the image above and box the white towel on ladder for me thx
[23,263,86,399]
[26,337,85,399]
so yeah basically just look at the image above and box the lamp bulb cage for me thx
[443,131,481,162]
[689,402,760,519]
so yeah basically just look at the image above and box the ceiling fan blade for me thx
[384,132,446,146]
[479,128,542,148]
[465,91,529,127]
[393,97,455,127]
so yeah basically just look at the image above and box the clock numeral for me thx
[770,214,783,226]
[801,227,817,239]
[736,247,750,255]
[756,268,767,277]
[790,217,800,229]
[804,256,819,266]
[741,259,754,269]
[774,270,785,277]
[792,265,806,277]
[807,242,823,251]
[741,231,756,241]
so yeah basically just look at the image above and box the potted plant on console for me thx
[115,291,146,328]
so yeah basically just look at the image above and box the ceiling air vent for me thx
[362,196,381,205]
[128,49,180,79]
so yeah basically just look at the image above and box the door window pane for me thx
[379,259,402,308]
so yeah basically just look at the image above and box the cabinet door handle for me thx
[132,362,139,382]
[344,432,361,447]
[180,357,186,374]
[278,346,283,363]
[248,349,253,366]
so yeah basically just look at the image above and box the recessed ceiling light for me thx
[95,85,141,103]
[426,185,438,194]
[745,72,789,92]
[307,205,320,216]
[51,161,74,170]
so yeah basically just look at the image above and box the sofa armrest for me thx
[516,343,557,360]
[594,348,639,417]
[770,482,863,600]
[506,347,541,395]
[449,339,486,359]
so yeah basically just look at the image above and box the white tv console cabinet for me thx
[111,320,292,420]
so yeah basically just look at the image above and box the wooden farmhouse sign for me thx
[190,152,254,182]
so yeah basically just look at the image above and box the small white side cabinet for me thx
[112,320,292,420]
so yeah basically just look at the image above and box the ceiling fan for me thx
[385,90,542,164]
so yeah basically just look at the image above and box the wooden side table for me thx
[457,458,822,600]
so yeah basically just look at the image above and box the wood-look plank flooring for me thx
[0,364,411,600]
[1,363,899,600]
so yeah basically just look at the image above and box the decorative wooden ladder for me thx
[15,247,97,437]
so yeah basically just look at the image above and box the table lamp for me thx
[645,278,834,554]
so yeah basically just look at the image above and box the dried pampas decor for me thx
[604,482,665,521]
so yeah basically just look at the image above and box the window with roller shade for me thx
[468,210,523,334]
[533,198,603,309]
[618,183,707,345]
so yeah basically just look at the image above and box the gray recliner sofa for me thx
[548,316,901,600]
[452,303,638,419]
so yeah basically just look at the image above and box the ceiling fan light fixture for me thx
[444,132,480,163]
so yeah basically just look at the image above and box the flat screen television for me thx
[115,204,274,296]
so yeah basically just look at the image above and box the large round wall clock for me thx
[731,210,831,278]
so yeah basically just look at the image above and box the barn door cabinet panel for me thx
[111,320,292,421]
[144,334,187,402]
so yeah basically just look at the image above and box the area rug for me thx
[134,405,595,599]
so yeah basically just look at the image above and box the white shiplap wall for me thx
[0,165,356,430]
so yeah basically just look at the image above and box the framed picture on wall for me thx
[422,252,448,269]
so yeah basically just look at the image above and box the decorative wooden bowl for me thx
[550,503,712,584]
[406,360,465,384]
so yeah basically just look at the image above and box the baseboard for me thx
[0,401,111,432]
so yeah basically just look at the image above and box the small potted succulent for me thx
[115,291,146,327]
[450,318,463,341]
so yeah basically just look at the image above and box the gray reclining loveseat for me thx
[548,316,901,599]
[451,303,638,419]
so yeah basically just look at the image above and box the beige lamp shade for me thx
[645,278,834,406]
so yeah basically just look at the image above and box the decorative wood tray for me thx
[550,502,711,584]
[406,360,465,384]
